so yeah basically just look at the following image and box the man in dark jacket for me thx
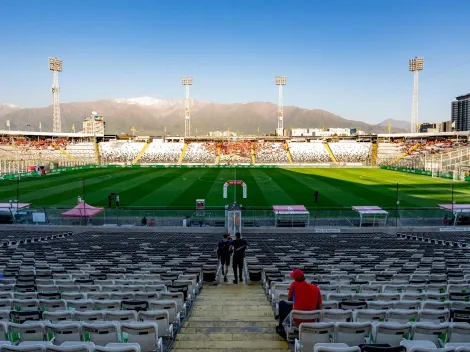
[231,232,247,284]
[217,234,232,282]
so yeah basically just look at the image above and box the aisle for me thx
[171,269,290,351]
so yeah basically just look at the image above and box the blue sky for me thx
[1,0,470,124]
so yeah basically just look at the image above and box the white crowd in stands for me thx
[139,142,183,164]
[329,141,371,163]
[255,142,289,163]
[0,136,468,166]
[288,142,332,163]
[100,141,146,164]
[183,142,216,163]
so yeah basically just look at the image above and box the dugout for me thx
[352,206,389,227]
[273,205,309,227]
[438,204,470,226]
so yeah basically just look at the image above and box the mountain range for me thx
[0,98,408,135]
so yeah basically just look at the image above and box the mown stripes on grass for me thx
[1,167,468,209]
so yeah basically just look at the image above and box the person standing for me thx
[217,234,232,282]
[116,194,120,208]
[314,190,319,203]
[276,269,322,339]
[231,232,247,284]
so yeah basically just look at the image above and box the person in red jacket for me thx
[276,269,322,339]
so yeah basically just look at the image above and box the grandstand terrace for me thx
[0,226,469,351]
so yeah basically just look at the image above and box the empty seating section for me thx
[289,142,331,163]
[329,142,371,163]
[245,232,470,350]
[377,142,403,165]
[182,142,215,163]
[138,142,183,164]
[99,142,145,164]
[2,230,470,351]
[0,231,221,352]
[65,144,97,164]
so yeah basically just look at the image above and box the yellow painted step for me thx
[132,141,150,164]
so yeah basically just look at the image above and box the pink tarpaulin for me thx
[352,206,389,215]
[0,203,31,210]
[438,204,470,211]
[61,202,104,218]
[273,205,309,215]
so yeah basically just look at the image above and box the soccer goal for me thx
[453,166,470,182]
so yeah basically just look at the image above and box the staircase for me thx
[250,143,256,165]
[132,141,151,165]
[323,142,338,164]
[215,143,221,164]
[371,142,378,166]
[283,142,293,164]
[95,142,102,165]
[392,143,420,165]
[178,143,188,165]
[52,142,75,160]
[172,272,289,351]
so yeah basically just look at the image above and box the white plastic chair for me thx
[82,322,119,346]
[121,323,162,352]
[335,322,371,346]
[374,323,411,345]
[322,309,353,323]
[45,323,81,345]
[294,322,335,352]
[138,310,173,339]
[412,323,449,348]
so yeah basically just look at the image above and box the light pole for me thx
[275,76,287,136]
[182,76,193,137]
[409,57,424,133]
[48,57,63,133]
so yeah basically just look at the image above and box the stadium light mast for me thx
[182,76,193,137]
[409,57,424,133]
[49,57,63,133]
[275,76,287,136]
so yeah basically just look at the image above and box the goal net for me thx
[453,166,470,182]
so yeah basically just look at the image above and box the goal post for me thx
[223,180,247,199]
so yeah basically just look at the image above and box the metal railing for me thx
[7,206,464,229]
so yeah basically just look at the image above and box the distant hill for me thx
[377,118,410,133]
[0,103,22,117]
[0,98,406,135]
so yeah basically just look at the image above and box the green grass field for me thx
[0,168,468,210]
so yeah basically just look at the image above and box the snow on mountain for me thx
[113,96,208,108]
[0,103,21,108]
[0,103,22,117]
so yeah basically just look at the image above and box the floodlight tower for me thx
[409,57,424,133]
[275,76,287,136]
[49,57,63,133]
[182,76,193,137]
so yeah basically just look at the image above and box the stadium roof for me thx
[377,131,470,138]
[0,130,103,138]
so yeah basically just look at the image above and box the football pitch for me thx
[0,167,468,210]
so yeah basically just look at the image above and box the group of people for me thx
[217,232,248,284]
[216,233,323,341]
[141,216,156,227]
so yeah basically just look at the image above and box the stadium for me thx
[0,127,469,351]
[3,2,470,352]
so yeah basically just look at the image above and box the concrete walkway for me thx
[172,268,290,351]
